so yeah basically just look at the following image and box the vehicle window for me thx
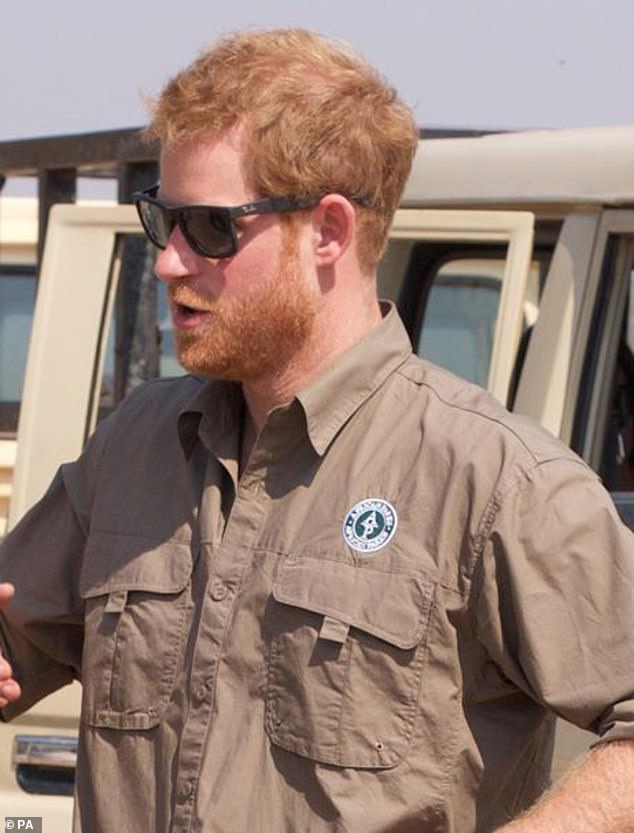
[571,233,634,493]
[418,264,504,388]
[392,242,541,389]
[0,269,36,434]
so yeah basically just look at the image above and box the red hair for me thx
[146,28,418,269]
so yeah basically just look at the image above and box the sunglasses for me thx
[133,185,320,259]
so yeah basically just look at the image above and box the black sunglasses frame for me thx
[133,185,321,259]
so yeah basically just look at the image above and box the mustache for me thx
[168,285,215,310]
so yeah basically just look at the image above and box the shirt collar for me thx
[177,302,413,460]
[177,378,243,461]
[295,302,413,456]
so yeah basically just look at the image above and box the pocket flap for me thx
[79,531,193,598]
[273,556,435,649]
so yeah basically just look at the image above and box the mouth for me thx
[170,300,212,330]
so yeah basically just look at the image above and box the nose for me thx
[153,226,200,283]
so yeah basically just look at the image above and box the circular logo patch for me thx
[343,498,398,554]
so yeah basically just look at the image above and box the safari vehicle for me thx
[2,124,634,828]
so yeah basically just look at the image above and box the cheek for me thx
[224,229,287,290]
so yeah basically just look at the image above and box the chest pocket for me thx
[79,532,194,730]
[265,555,436,769]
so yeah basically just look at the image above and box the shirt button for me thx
[194,684,209,703]
[192,675,214,704]
[210,578,228,601]
[178,780,194,802]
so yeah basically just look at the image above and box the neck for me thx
[242,292,382,433]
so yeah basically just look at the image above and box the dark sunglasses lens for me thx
[182,208,235,258]
[138,199,172,249]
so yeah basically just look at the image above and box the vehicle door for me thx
[512,209,634,776]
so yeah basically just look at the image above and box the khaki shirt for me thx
[2,306,634,833]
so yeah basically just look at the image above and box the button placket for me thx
[177,778,195,803]
[172,433,273,831]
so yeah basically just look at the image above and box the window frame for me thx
[568,215,634,475]
[389,209,534,403]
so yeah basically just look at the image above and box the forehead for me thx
[159,127,252,203]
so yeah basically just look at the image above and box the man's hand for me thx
[0,583,22,708]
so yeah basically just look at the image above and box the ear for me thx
[312,194,356,267]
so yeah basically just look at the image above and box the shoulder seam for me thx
[396,365,567,466]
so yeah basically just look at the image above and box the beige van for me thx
[3,125,634,827]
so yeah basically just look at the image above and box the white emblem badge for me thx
[343,498,398,553]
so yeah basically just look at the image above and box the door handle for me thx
[12,734,77,796]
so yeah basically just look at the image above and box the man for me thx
[1,28,634,833]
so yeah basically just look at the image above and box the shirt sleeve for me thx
[473,455,634,745]
[0,419,110,721]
